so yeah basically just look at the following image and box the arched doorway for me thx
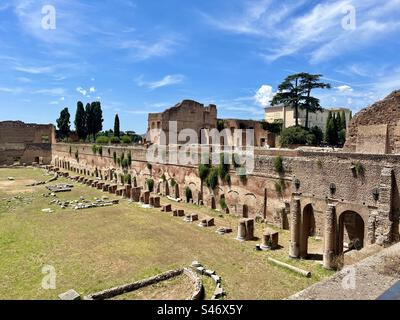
[338,211,365,253]
[300,204,316,258]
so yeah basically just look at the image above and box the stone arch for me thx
[338,210,365,253]
[243,193,257,217]
[187,182,198,203]
[300,203,316,258]
[226,190,239,214]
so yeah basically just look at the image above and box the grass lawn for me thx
[0,167,334,300]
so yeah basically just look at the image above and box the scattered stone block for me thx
[191,261,202,268]
[41,208,54,213]
[7,177,15,181]
[173,209,185,217]
[261,228,279,250]
[212,284,225,299]
[216,227,232,235]
[161,204,172,212]
[184,213,198,222]
[205,269,215,276]
[195,266,205,275]
[58,289,80,300]
[211,274,221,284]
[200,217,214,227]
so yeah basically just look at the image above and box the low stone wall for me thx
[85,268,203,300]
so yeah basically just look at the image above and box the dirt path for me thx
[289,242,400,300]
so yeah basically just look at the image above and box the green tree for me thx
[114,114,120,138]
[56,107,70,139]
[74,101,87,140]
[299,73,331,128]
[339,110,347,131]
[85,103,95,141]
[272,73,305,126]
[92,101,103,139]
[325,112,339,146]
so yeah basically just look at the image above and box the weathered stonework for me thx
[0,121,55,165]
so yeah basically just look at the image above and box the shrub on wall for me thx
[275,180,284,197]
[74,150,79,162]
[124,174,132,185]
[92,144,98,155]
[147,163,152,171]
[198,164,210,182]
[273,156,284,174]
[353,161,365,176]
[170,178,176,187]
[96,136,109,144]
[127,151,132,165]
[161,174,166,182]
[146,178,154,192]
[121,158,129,169]
[219,197,227,210]
[98,146,103,157]
[206,167,219,190]
[185,187,193,202]
[113,151,117,164]
[218,153,230,183]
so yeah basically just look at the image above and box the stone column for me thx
[237,219,246,241]
[289,194,301,259]
[323,203,337,270]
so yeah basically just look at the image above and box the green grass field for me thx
[0,168,334,300]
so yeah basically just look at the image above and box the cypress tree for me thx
[114,114,120,138]
[74,101,87,140]
[340,110,347,130]
[93,101,103,138]
[85,103,95,141]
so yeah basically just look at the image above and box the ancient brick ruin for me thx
[0,121,55,165]
[4,94,400,270]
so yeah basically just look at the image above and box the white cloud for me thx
[254,85,274,107]
[89,86,96,93]
[76,86,87,96]
[136,74,185,90]
[203,0,400,63]
[336,85,354,93]
[14,65,54,74]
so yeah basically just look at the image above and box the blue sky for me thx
[0,0,399,133]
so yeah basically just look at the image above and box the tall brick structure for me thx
[0,121,55,165]
[344,91,400,154]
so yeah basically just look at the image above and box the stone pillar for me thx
[375,167,394,245]
[323,203,337,270]
[237,220,246,241]
[263,188,267,219]
[289,194,301,259]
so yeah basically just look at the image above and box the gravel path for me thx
[289,242,400,300]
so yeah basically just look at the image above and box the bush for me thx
[121,158,130,169]
[121,135,132,144]
[198,164,210,181]
[146,178,154,192]
[219,197,227,210]
[92,144,98,155]
[260,120,283,135]
[206,167,219,190]
[218,153,230,182]
[273,156,284,174]
[110,136,121,144]
[113,151,117,164]
[170,179,176,187]
[96,136,109,144]
[185,187,193,202]
[161,174,166,181]
[127,151,132,165]
[275,180,284,196]
[353,161,365,176]
[124,173,132,185]
[310,126,324,146]
[280,126,317,147]
[98,146,103,157]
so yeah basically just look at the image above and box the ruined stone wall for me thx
[0,121,55,165]
[52,143,400,242]
[344,91,400,154]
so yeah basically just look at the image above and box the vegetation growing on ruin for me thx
[353,161,365,176]
[218,153,230,183]
[280,126,318,147]
[113,151,117,164]
[198,164,210,182]
[124,173,132,185]
[98,146,103,157]
[92,144,98,155]
[185,187,193,202]
[275,180,285,197]
[69,146,72,156]
[217,119,225,131]
[206,167,219,190]
[161,174,166,182]
[127,151,132,165]
[273,156,284,174]
[170,178,176,187]
[74,150,79,162]
[219,197,227,211]
[146,178,154,192]
[316,159,324,169]
[110,136,121,144]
